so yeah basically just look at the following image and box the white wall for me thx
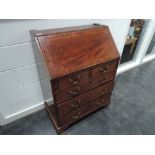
[0,19,130,125]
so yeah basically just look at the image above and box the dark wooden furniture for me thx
[33,24,120,134]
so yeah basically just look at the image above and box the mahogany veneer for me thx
[33,24,120,134]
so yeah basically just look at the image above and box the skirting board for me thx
[0,98,53,126]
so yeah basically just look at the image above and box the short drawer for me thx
[57,81,114,116]
[92,60,118,83]
[59,93,111,127]
[56,70,90,90]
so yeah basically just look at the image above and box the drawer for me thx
[92,60,118,83]
[55,80,112,103]
[57,81,114,116]
[56,70,90,90]
[59,93,111,127]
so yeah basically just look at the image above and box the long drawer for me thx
[57,81,114,116]
[59,93,111,127]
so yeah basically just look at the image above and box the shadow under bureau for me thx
[33,24,120,134]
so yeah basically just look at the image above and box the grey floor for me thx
[0,60,155,135]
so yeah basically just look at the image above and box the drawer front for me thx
[59,93,111,126]
[56,70,90,90]
[57,81,114,116]
[92,60,118,82]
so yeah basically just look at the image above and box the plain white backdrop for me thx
[0,1,155,155]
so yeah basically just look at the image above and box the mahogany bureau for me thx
[33,24,120,134]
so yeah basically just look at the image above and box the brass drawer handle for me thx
[68,75,80,85]
[70,99,81,108]
[100,65,109,73]
[102,99,105,103]
[71,111,81,119]
[69,87,80,96]
[96,101,100,105]
[69,79,79,85]
[96,99,105,105]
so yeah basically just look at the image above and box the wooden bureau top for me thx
[34,24,120,79]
